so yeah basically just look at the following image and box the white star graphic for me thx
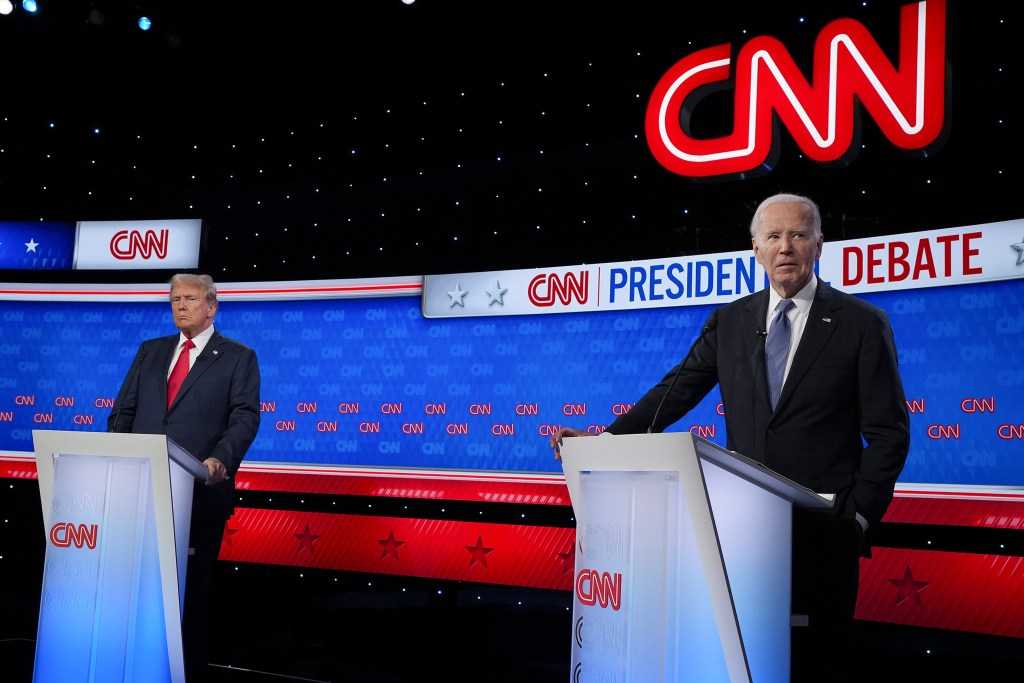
[25,238,39,253]
[486,281,508,306]
[447,283,469,308]
[1011,238,1024,266]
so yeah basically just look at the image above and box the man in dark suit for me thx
[550,193,910,682]
[108,273,261,683]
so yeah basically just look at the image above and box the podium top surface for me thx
[559,431,833,510]
[31,430,208,481]
[690,435,834,509]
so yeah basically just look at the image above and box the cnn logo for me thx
[109,229,169,260]
[646,0,947,178]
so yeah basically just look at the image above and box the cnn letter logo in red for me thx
[49,522,98,549]
[527,271,589,307]
[109,229,170,260]
[575,568,622,610]
[645,0,947,179]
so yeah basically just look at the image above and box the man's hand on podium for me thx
[549,427,594,460]
[203,457,229,485]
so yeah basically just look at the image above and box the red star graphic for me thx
[557,545,575,575]
[888,566,929,607]
[221,521,239,548]
[377,529,405,560]
[465,535,494,568]
[294,524,320,554]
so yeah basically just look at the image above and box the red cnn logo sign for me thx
[109,229,170,260]
[49,522,99,549]
[645,0,947,179]
[527,271,589,307]
[575,568,622,610]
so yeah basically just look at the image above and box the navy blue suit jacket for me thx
[107,330,261,521]
[605,278,910,545]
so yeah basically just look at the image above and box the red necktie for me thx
[167,339,196,407]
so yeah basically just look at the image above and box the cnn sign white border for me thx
[74,219,202,270]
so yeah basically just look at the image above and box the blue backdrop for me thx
[1,278,1020,484]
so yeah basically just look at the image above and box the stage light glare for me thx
[0,0,14,15]
[137,15,151,30]
[22,0,37,13]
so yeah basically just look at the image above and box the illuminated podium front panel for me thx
[31,430,207,683]
[560,432,832,683]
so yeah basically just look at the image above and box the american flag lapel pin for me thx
[822,317,832,323]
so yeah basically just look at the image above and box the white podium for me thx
[31,430,208,683]
[560,432,833,683]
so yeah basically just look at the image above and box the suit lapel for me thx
[168,331,224,409]
[776,281,842,410]
[744,292,772,409]
[159,336,178,403]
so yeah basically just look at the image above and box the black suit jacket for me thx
[605,278,910,544]
[107,329,261,521]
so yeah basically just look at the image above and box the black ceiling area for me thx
[0,0,1019,283]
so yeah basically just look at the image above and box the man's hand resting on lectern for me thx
[203,457,229,485]
[548,427,595,460]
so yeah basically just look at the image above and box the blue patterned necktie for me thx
[765,299,794,410]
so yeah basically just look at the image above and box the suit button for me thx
[767,429,775,437]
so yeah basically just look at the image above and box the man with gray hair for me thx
[551,193,910,681]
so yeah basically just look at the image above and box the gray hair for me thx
[749,193,822,240]
[169,273,218,306]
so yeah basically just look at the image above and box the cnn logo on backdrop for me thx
[74,218,202,270]
[646,0,948,179]
[109,229,168,260]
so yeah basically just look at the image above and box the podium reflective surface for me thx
[3,448,1023,682]
[31,431,206,683]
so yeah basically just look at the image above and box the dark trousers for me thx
[790,511,862,683]
[183,518,225,683]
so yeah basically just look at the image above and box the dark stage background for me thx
[2,1,1024,681]
[0,0,1020,281]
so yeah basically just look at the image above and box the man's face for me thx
[169,284,215,338]
[752,202,823,298]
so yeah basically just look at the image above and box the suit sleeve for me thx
[606,311,720,435]
[207,345,261,474]
[106,344,147,433]
[852,308,911,530]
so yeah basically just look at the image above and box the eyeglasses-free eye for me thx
[170,296,201,306]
